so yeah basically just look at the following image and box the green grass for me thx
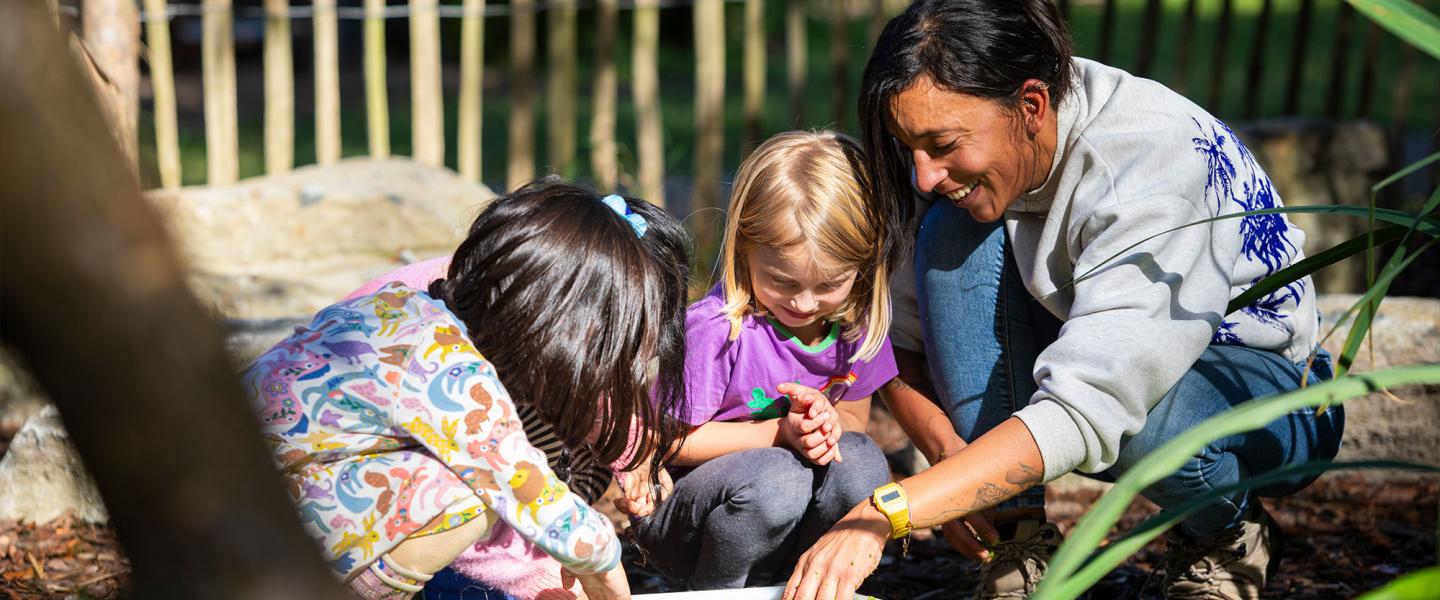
[136,0,1439,191]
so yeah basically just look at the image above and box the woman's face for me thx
[886,75,1054,223]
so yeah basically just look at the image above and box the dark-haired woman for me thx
[242,179,691,600]
[784,2,1343,599]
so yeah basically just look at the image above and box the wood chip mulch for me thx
[0,515,129,600]
[0,475,1432,599]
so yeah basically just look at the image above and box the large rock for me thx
[1232,120,1391,294]
[0,160,496,523]
[1317,295,1440,469]
[0,406,108,523]
[146,158,495,362]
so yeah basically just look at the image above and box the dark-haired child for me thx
[242,179,690,600]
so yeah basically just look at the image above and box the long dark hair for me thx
[859,0,1073,272]
[429,177,691,473]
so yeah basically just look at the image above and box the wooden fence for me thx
[60,0,1439,212]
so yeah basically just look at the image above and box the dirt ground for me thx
[0,474,1433,599]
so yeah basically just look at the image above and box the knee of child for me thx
[724,467,811,527]
[829,433,891,499]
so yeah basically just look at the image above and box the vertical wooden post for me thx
[590,0,618,191]
[1324,1,1355,119]
[742,0,766,159]
[634,0,665,206]
[828,1,848,130]
[869,0,886,44]
[314,0,341,164]
[507,0,536,191]
[1283,0,1315,115]
[83,0,140,173]
[364,0,390,158]
[1135,0,1162,78]
[1173,0,1198,95]
[411,0,444,167]
[202,0,238,184]
[1390,44,1416,130]
[1097,0,1116,66]
[1354,22,1382,119]
[142,0,181,188]
[547,0,578,176]
[1207,0,1234,113]
[264,0,293,174]
[786,0,807,126]
[1242,0,1273,120]
[458,0,486,180]
[695,0,726,263]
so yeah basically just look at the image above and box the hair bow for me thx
[600,194,648,238]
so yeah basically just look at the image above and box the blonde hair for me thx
[719,130,891,363]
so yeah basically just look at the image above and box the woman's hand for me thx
[567,564,631,600]
[940,512,1000,562]
[783,500,890,600]
[777,383,843,465]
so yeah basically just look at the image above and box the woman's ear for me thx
[1018,79,1051,137]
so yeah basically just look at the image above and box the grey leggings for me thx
[630,432,890,590]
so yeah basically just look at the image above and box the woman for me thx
[783,2,1343,600]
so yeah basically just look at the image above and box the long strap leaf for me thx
[1036,364,1440,598]
[1371,151,1440,194]
[1064,206,1438,292]
[1354,566,1440,600]
[1316,237,1438,376]
[1225,224,1408,314]
[1046,460,1439,599]
[1347,0,1440,61]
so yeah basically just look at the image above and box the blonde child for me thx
[630,131,896,589]
[242,179,690,600]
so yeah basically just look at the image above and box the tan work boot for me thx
[1160,506,1281,600]
[973,520,1063,599]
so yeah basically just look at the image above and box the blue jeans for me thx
[914,201,1345,536]
[422,568,516,600]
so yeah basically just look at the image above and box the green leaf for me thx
[1327,237,1437,376]
[1066,206,1439,291]
[1061,460,1439,594]
[1034,364,1440,600]
[1348,0,1440,61]
[1371,151,1440,194]
[1226,224,1408,315]
[1355,566,1440,600]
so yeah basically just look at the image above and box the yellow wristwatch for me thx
[870,482,912,540]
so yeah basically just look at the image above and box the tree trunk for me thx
[0,3,349,597]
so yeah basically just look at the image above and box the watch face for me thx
[881,491,901,503]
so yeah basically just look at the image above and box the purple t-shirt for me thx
[680,286,899,425]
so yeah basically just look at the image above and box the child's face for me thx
[746,244,857,332]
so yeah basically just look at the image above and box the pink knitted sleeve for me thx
[450,522,585,600]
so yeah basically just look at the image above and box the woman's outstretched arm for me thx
[782,417,1044,600]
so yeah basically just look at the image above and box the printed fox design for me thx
[424,325,479,362]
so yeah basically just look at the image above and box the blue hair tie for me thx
[600,194,648,238]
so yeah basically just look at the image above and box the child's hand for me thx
[613,464,673,518]
[564,565,631,600]
[777,382,844,465]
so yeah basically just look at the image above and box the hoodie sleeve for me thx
[390,317,621,575]
[1012,195,1241,483]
